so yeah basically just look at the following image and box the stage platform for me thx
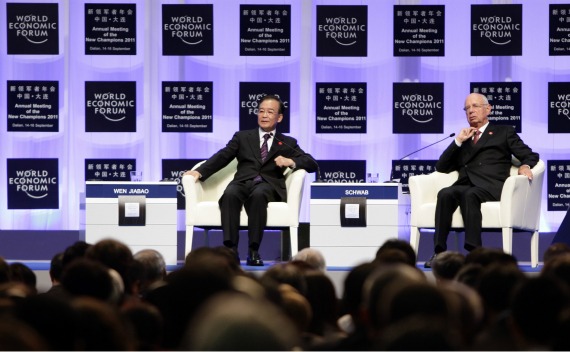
[0,228,549,296]
[19,259,543,298]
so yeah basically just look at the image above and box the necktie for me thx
[254,133,272,183]
[260,133,271,162]
[473,130,481,144]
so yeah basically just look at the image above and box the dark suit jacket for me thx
[435,124,539,200]
[195,129,317,201]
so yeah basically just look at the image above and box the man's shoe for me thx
[424,253,437,269]
[246,250,264,266]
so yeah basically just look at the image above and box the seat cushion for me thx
[415,201,502,229]
[192,201,292,227]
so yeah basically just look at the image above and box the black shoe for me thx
[424,253,437,269]
[246,249,264,266]
[464,243,476,252]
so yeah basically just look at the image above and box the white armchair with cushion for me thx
[182,159,308,259]
[409,159,545,267]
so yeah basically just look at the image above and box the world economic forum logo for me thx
[316,5,368,57]
[162,4,214,55]
[393,83,444,134]
[8,159,59,209]
[549,82,570,133]
[471,4,522,56]
[87,92,133,122]
[7,3,59,54]
[85,81,137,132]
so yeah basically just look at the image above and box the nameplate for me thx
[86,182,176,199]
[311,183,399,200]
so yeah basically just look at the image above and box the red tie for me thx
[473,130,481,144]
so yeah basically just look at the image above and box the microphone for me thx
[387,133,456,182]
[272,134,323,182]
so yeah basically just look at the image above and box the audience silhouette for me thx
[1,240,570,350]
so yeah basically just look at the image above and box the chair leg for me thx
[531,230,539,268]
[185,225,195,258]
[502,227,513,254]
[279,228,293,261]
[410,226,421,253]
[290,226,299,258]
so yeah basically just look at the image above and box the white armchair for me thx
[409,159,545,267]
[182,159,308,259]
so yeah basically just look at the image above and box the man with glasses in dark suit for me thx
[185,95,317,266]
[425,93,539,268]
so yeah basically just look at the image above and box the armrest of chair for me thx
[285,169,307,206]
[409,171,459,226]
[409,171,459,205]
[284,169,307,222]
[182,175,205,223]
[499,173,542,230]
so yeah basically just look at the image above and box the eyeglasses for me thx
[258,109,278,116]
[463,103,488,112]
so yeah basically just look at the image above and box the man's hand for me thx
[183,170,201,182]
[456,127,478,143]
[274,155,295,168]
[518,165,533,180]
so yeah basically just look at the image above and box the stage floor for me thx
[1,228,547,296]
[23,260,542,297]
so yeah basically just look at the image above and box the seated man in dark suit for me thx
[184,95,317,266]
[425,93,539,268]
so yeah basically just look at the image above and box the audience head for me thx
[454,263,484,289]
[61,241,91,269]
[303,271,341,336]
[133,249,166,294]
[85,239,133,286]
[541,254,570,291]
[363,264,426,332]
[432,251,465,282]
[465,247,517,268]
[439,281,484,347]
[213,246,243,273]
[477,263,526,321]
[376,315,460,351]
[277,283,312,333]
[339,262,376,319]
[261,262,308,296]
[182,292,299,351]
[146,265,234,349]
[543,242,570,266]
[48,253,64,284]
[9,263,37,295]
[13,294,79,350]
[510,276,570,349]
[374,239,417,267]
[185,246,240,276]
[60,258,116,302]
[72,297,134,350]
[387,282,449,325]
[292,248,327,272]
[0,257,10,284]
[0,318,48,350]
[121,302,164,351]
